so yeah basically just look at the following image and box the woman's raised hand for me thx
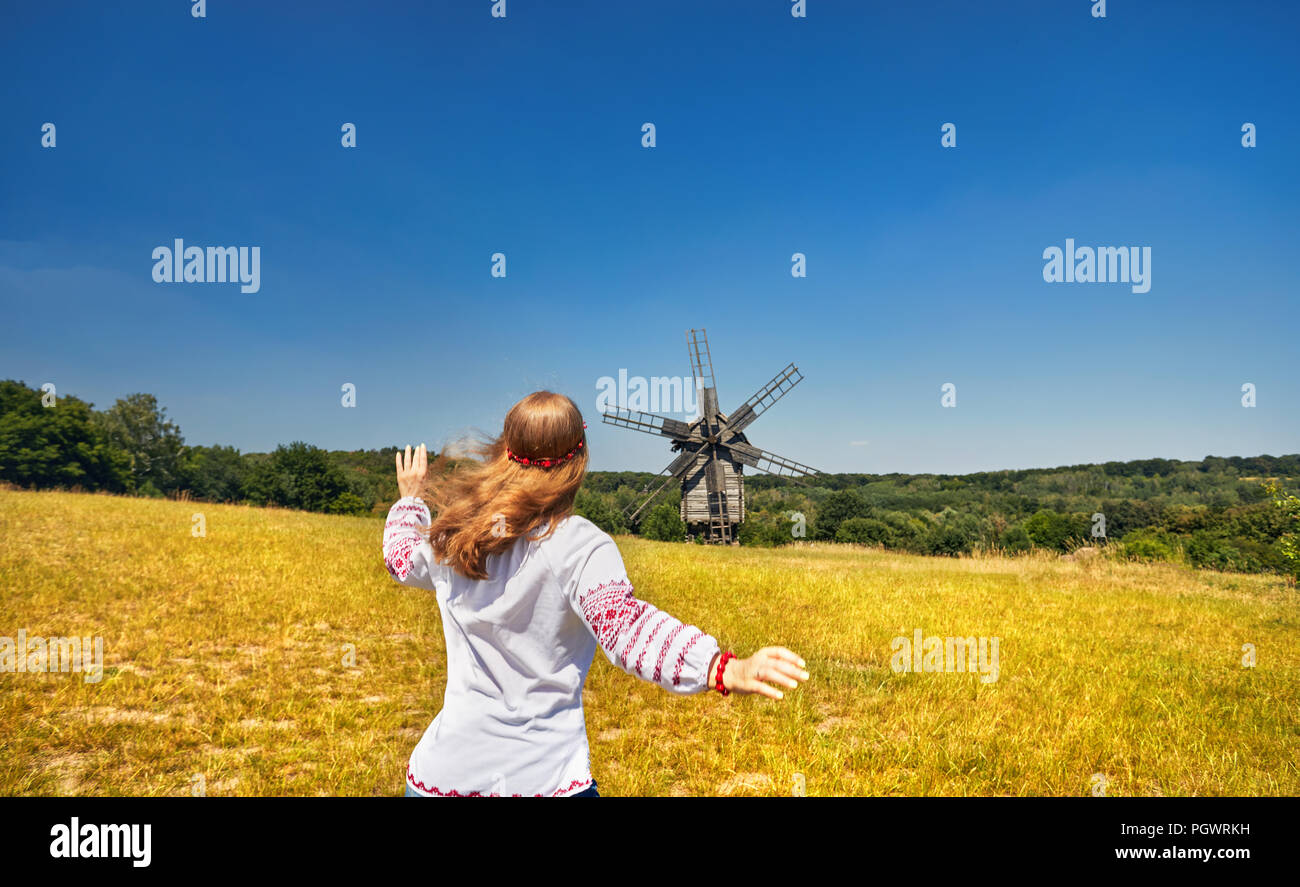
[396,443,428,500]
[724,647,809,700]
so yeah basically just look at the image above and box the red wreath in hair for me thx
[506,423,586,468]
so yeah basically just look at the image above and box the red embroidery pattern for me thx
[384,500,432,581]
[579,581,696,685]
[407,767,592,797]
[653,623,686,683]
[385,535,416,580]
[579,581,647,654]
[671,629,706,687]
[633,614,673,677]
[386,505,427,526]
[617,600,658,674]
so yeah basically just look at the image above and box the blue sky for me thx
[2,0,1296,475]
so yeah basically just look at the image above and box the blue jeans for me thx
[405,779,599,797]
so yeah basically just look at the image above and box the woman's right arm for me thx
[572,573,721,695]
[706,649,809,700]
[559,522,808,698]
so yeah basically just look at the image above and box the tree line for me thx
[2,379,1296,579]
[0,380,382,515]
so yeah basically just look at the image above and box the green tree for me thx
[1119,528,1179,563]
[1263,481,1300,580]
[244,441,360,513]
[999,526,1033,553]
[325,491,371,516]
[923,513,981,557]
[835,517,895,547]
[575,489,627,534]
[1023,510,1088,552]
[737,509,797,547]
[92,392,187,495]
[641,502,686,542]
[183,444,248,502]
[0,380,130,491]
[882,511,928,552]
[813,489,869,540]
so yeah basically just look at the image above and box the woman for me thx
[383,390,809,796]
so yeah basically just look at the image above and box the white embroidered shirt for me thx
[382,496,721,796]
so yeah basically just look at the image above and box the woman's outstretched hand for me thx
[715,647,809,700]
[396,443,428,500]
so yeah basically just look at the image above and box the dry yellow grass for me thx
[1,488,1296,796]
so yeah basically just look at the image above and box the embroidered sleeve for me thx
[563,523,720,695]
[382,497,446,592]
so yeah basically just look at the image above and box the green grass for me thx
[1,488,1296,796]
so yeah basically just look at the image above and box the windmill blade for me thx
[601,405,697,442]
[687,328,721,437]
[686,328,716,395]
[725,440,819,479]
[624,440,708,524]
[722,363,802,439]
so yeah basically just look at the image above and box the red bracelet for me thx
[715,650,736,696]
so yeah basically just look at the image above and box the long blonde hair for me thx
[418,391,588,580]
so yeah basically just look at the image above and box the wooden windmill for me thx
[601,328,819,544]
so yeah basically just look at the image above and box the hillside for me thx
[2,489,1295,796]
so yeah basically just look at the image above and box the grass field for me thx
[1,488,1296,796]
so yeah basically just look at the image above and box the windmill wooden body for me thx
[602,328,819,544]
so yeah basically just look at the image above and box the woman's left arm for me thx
[383,497,442,590]
[383,445,442,591]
